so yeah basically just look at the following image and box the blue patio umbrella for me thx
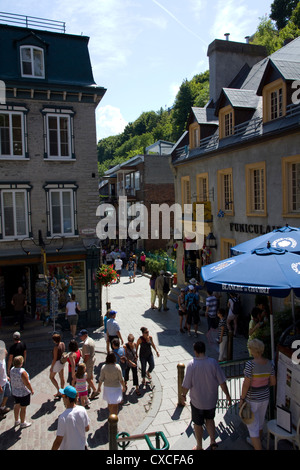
[231,225,300,255]
[201,246,300,359]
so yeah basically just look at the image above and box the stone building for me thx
[0,15,106,324]
[171,37,300,287]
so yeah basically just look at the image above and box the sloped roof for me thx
[191,106,219,124]
[221,88,261,109]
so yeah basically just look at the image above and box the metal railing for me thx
[0,12,66,33]
[217,358,250,413]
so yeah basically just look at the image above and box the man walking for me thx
[155,270,165,311]
[181,341,231,450]
[114,255,123,283]
[11,287,27,331]
[79,330,98,400]
[51,385,90,450]
[7,332,27,374]
[205,290,218,332]
[106,311,123,351]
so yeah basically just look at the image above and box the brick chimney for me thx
[207,38,267,105]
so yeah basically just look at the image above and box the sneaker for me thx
[14,420,20,427]
[20,421,31,429]
[0,407,10,414]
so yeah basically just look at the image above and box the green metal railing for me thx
[116,431,170,451]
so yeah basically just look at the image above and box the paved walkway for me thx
[0,271,291,451]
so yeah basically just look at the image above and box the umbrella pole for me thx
[269,297,275,362]
[291,290,296,326]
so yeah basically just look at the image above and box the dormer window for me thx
[263,79,286,123]
[219,105,234,139]
[189,123,200,149]
[20,46,45,78]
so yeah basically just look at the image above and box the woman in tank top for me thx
[50,333,66,399]
[67,339,81,386]
[136,327,159,385]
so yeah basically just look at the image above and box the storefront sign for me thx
[229,223,281,235]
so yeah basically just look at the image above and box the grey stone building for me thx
[0,15,106,324]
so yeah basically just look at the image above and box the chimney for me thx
[245,36,250,44]
[207,39,268,105]
[224,33,230,41]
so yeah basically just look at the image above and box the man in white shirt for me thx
[114,256,123,283]
[51,385,90,450]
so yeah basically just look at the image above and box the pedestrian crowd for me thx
[0,316,160,450]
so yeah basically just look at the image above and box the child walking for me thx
[74,363,89,409]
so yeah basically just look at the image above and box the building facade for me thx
[101,148,175,253]
[0,17,106,324]
[171,37,300,289]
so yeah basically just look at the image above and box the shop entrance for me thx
[0,265,37,319]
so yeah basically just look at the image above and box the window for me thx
[189,123,200,149]
[47,115,71,158]
[0,111,25,158]
[20,46,45,78]
[218,168,234,215]
[196,173,208,202]
[50,190,74,236]
[0,185,32,240]
[42,108,75,159]
[263,79,287,123]
[246,162,267,216]
[219,105,234,139]
[181,176,191,207]
[282,156,300,217]
[221,238,236,260]
[44,183,78,237]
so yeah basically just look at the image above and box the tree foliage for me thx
[270,0,299,30]
[97,71,210,174]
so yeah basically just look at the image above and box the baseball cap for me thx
[59,385,77,399]
[13,331,21,339]
[188,285,194,290]
[190,278,196,284]
[109,310,117,316]
[79,329,88,336]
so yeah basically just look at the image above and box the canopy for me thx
[231,225,300,255]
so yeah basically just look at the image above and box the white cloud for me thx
[210,0,259,42]
[96,105,128,140]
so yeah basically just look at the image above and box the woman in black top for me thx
[136,327,159,385]
[124,334,140,395]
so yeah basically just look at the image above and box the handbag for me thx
[239,360,255,425]
[60,352,70,364]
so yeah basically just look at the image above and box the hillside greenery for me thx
[97,0,300,177]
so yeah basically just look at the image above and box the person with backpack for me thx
[185,285,200,337]
[227,293,240,336]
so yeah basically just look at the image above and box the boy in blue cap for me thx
[51,385,90,450]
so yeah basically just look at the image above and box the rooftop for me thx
[0,11,66,33]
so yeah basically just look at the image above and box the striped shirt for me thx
[244,359,275,402]
[206,295,218,318]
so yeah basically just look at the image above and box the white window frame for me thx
[0,110,26,159]
[0,189,29,240]
[20,45,45,79]
[49,189,75,237]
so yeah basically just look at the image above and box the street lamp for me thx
[206,232,217,249]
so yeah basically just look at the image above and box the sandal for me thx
[54,393,62,400]
[135,389,141,396]
[209,443,218,450]
[146,372,152,379]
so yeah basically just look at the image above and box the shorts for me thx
[53,360,65,374]
[128,270,134,277]
[78,390,88,397]
[178,309,186,317]
[187,308,200,325]
[67,314,78,326]
[191,403,215,426]
[13,393,31,407]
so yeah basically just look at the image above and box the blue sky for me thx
[1,0,273,140]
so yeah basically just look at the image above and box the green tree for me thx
[250,16,282,54]
[270,0,299,30]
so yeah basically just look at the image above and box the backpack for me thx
[187,293,198,313]
[163,278,170,294]
[232,296,241,316]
